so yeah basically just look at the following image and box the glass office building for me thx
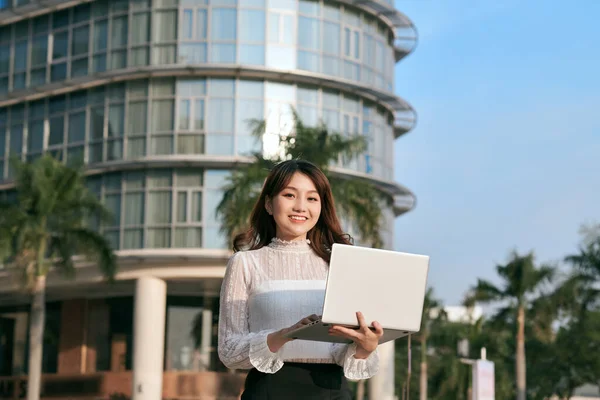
[0,0,416,398]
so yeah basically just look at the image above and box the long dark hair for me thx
[233,160,352,262]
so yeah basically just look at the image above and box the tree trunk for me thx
[420,334,427,400]
[27,276,46,400]
[355,380,365,400]
[516,305,526,400]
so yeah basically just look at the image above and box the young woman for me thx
[218,159,383,399]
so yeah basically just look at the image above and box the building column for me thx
[132,277,166,400]
[368,341,396,400]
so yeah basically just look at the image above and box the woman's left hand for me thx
[328,311,384,358]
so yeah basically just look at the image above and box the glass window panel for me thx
[153,11,177,43]
[111,17,128,48]
[152,45,176,64]
[354,31,360,58]
[151,100,174,132]
[176,191,187,222]
[269,0,295,10]
[112,0,129,12]
[204,227,226,248]
[148,169,172,188]
[68,111,86,143]
[127,101,147,135]
[108,105,124,137]
[240,45,264,65]
[299,0,319,15]
[132,13,150,45]
[174,227,201,248]
[206,134,233,155]
[196,10,207,40]
[32,36,48,65]
[282,15,294,45]
[297,86,317,104]
[124,229,143,249]
[33,15,50,35]
[207,99,233,132]
[205,170,229,188]
[297,50,319,72]
[151,135,173,155]
[211,44,235,63]
[236,99,262,134]
[148,192,172,223]
[322,109,339,131]
[73,3,91,24]
[178,100,190,130]
[178,43,207,64]
[105,194,122,226]
[51,63,67,82]
[211,9,236,40]
[324,3,340,20]
[124,192,144,225]
[237,134,261,155]
[71,58,89,77]
[125,171,145,190]
[14,40,27,71]
[322,55,339,75]
[52,10,70,29]
[177,134,204,154]
[53,31,68,59]
[72,25,89,56]
[240,10,265,43]
[66,145,84,166]
[204,189,223,225]
[297,105,318,127]
[177,170,203,187]
[131,47,149,67]
[323,90,339,108]
[92,1,109,18]
[27,120,44,152]
[48,116,64,146]
[90,107,105,139]
[323,22,339,54]
[298,17,320,50]
[111,50,127,69]
[238,80,263,98]
[93,54,107,73]
[191,191,202,221]
[177,79,206,97]
[268,13,279,44]
[9,124,23,154]
[182,9,193,40]
[128,80,149,98]
[0,45,9,74]
[343,8,360,27]
[265,81,294,101]
[208,79,234,97]
[30,100,45,118]
[94,20,108,51]
[194,100,205,130]
[152,79,175,96]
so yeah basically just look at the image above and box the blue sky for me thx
[393,0,600,306]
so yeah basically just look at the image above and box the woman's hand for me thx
[328,311,384,359]
[267,314,320,352]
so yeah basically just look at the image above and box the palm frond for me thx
[65,228,117,282]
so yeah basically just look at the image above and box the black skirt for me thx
[241,362,352,400]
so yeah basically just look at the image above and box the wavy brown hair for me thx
[233,159,352,263]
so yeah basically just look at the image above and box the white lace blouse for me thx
[217,238,379,380]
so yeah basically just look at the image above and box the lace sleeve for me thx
[331,343,380,380]
[217,252,284,372]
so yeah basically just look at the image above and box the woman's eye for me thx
[309,197,319,202]
[283,193,294,198]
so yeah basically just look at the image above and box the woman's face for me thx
[266,172,322,242]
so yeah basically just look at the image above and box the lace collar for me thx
[267,237,312,251]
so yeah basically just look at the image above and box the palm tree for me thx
[564,231,600,313]
[0,155,117,400]
[417,288,445,400]
[217,110,392,250]
[464,251,554,400]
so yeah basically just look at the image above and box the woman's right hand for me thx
[267,314,320,352]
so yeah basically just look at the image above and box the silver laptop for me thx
[282,243,430,344]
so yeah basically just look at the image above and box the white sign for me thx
[472,360,495,400]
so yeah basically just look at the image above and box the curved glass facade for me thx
[0,0,412,251]
[0,0,395,95]
[0,78,395,181]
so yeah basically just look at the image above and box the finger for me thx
[330,326,360,340]
[356,311,368,329]
[372,321,384,337]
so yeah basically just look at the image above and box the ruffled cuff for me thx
[249,330,284,373]
[340,343,380,380]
